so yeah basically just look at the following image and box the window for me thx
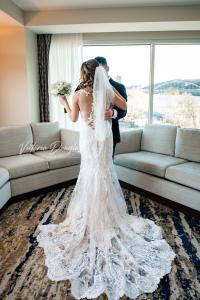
[83,43,200,130]
[153,45,200,128]
[83,45,150,130]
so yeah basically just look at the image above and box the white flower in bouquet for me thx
[50,81,72,97]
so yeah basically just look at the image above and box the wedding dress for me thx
[36,66,176,300]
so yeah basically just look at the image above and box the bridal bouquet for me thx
[50,81,72,97]
[50,81,72,113]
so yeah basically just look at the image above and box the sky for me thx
[83,44,200,87]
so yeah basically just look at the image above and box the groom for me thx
[94,56,128,158]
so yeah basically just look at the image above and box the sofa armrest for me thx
[115,129,143,155]
[60,128,80,152]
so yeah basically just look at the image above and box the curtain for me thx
[49,34,83,130]
[37,34,52,122]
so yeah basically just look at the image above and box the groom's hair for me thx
[95,56,108,66]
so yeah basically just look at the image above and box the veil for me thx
[93,66,115,141]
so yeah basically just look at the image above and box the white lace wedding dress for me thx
[37,67,176,300]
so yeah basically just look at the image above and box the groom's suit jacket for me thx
[75,78,127,145]
[109,78,128,144]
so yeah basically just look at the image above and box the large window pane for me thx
[83,45,150,130]
[153,45,200,128]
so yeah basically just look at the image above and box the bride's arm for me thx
[59,92,80,122]
[112,87,127,110]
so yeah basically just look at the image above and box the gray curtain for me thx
[37,34,52,122]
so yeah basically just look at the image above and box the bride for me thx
[36,59,176,300]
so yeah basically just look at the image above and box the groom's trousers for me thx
[112,142,117,160]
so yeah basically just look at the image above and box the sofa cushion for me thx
[175,128,200,162]
[0,154,49,179]
[31,122,61,150]
[141,124,178,156]
[0,167,10,188]
[34,149,81,170]
[115,129,143,155]
[114,151,186,177]
[0,124,33,157]
[61,129,80,152]
[165,162,200,191]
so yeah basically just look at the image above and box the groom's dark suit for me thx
[109,78,128,155]
[75,78,127,157]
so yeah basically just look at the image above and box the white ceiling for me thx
[11,0,200,11]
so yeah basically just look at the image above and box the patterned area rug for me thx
[0,184,199,300]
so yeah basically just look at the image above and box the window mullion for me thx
[149,43,155,124]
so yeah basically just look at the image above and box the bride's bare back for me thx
[76,89,94,127]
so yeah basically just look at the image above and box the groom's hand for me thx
[104,108,114,120]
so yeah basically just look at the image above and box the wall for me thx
[25,28,39,124]
[0,25,39,126]
[0,0,24,25]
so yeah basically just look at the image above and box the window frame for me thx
[83,41,200,128]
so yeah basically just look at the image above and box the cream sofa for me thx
[114,124,200,212]
[0,122,80,209]
[1,122,199,213]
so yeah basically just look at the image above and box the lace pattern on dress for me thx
[36,78,176,300]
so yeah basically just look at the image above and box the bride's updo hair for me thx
[80,59,99,88]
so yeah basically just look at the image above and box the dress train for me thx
[37,117,176,300]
